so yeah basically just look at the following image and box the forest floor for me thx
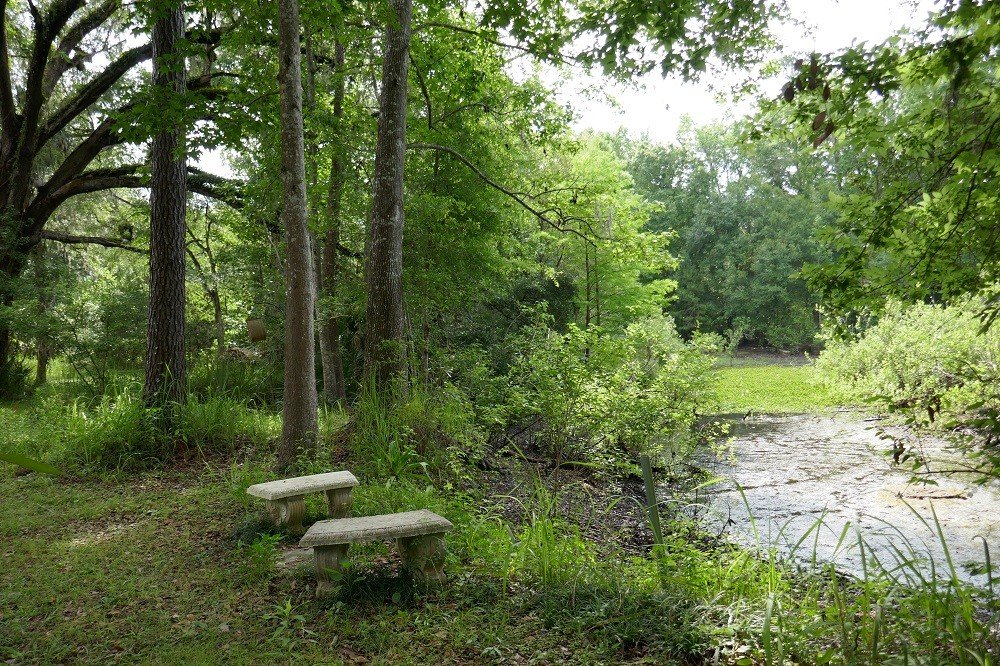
[1,363,994,664]
[0,454,728,665]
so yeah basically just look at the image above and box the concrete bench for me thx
[300,509,453,596]
[247,471,358,533]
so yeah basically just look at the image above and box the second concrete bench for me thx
[247,471,358,533]
[300,509,453,596]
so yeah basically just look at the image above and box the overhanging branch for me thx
[37,42,152,150]
[41,0,120,97]
[407,141,594,245]
[39,229,146,253]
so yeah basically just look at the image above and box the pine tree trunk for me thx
[363,0,411,399]
[320,40,347,406]
[144,2,188,406]
[0,289,13,395]
[0,248,21,397]
[277,0,318,467]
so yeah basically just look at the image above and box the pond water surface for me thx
[696,412,1000,585]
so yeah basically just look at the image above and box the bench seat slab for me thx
[300,509,453,547]
[247,471,359,501]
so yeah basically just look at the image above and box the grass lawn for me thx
[709,362,844,414]
[0,463,719,665]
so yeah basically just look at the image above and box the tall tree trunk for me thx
[277,0,318,467]
[363,0,411,399]
[320,40,347,406]
[144,1,187,406]
[0,247,24,396]
[0,285,14,395]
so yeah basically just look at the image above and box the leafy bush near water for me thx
[505,317,717,466]
[818,299,1000,436]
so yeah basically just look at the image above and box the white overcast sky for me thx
[563,0,939,144]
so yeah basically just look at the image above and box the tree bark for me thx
[320,40,347,406]
[0,246,26,396]
[143,1,187,406]
[363,0,411,399]
[276,0,318,467]
[0,285,14,396]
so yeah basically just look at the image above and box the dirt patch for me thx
[477,424,658,556]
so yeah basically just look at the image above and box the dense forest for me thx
[2,0,999,663]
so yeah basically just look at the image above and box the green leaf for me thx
[0,453,61,476]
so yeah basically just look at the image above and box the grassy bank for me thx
[0,464,743,664]
[2,364,996,664]
[3,462,996,664]
[3,442,997,662]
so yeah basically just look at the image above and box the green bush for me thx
[0,356,30,401]
[506,316,715,466]
[818,299,1000,431]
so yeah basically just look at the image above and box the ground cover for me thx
[710,360,843,415]
[1,365,996,664]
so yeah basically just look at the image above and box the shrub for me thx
[0,356,30,401]
[506,316,716,467]
[818,299,1000,437]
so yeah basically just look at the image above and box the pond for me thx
[695,412,1000,586]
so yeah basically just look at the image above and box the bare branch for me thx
[410,55,432,130]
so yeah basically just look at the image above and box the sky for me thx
[563,0,939,144]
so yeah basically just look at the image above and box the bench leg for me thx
[397,533,447,584]
[314,544,349,598]
[324,488,353,519]
[265,495,305,534]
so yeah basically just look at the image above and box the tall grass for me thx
[2,387,280,473]
[349,380,482,481]
[698,486,1000,664]
[509,482,598,588]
